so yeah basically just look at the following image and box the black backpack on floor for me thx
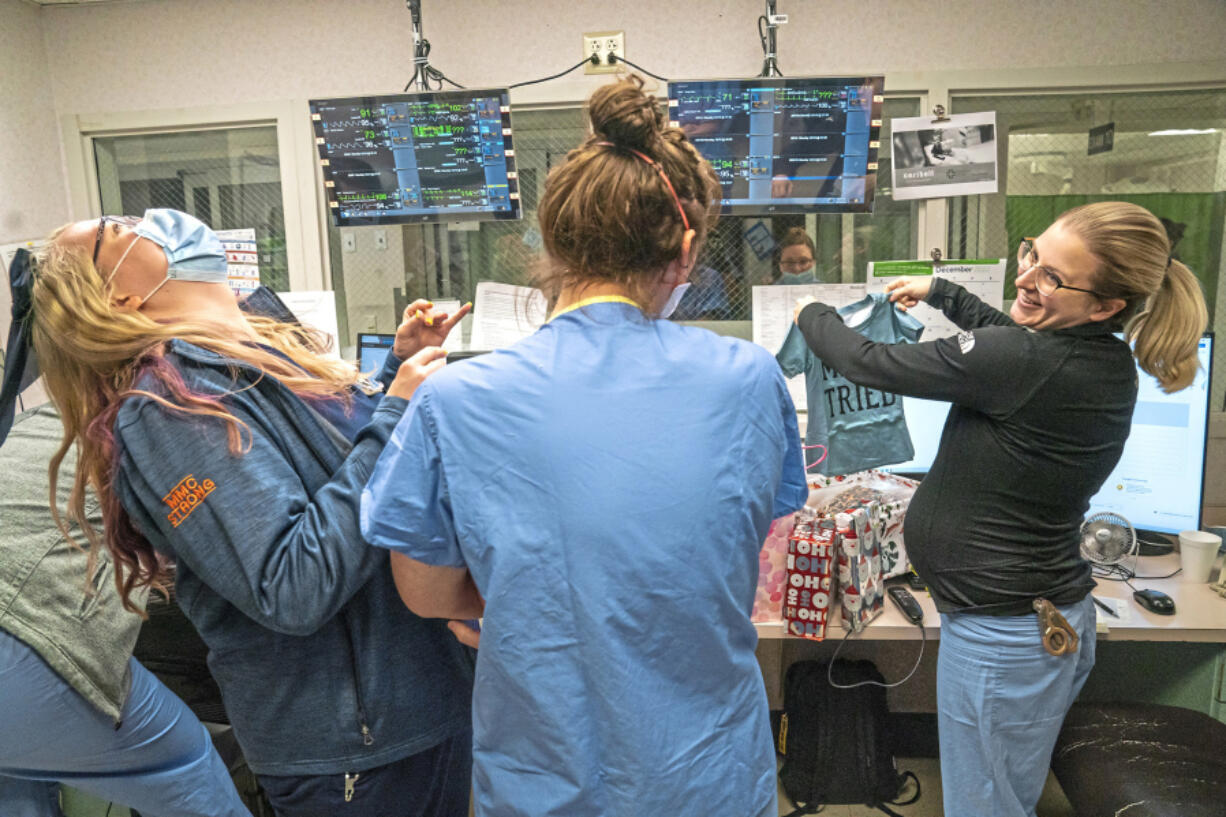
[776,659,920,817]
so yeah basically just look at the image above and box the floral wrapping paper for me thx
[751,514,795,623]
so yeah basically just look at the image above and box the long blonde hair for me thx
[31,235,361,612]
[1059,202,1208,392]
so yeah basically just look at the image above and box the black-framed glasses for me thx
[91,215,142,266]
[1017,238,1103,298]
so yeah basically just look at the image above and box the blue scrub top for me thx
[362,301,807,817]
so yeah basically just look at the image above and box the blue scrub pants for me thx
[0,630,249,817]
[936,595,1095,817]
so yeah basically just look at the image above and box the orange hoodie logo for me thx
[162,475,216,528]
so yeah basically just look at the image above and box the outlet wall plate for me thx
[583,30,624,75]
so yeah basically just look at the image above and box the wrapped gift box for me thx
[783,512,838,640]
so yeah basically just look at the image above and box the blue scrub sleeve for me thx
[361,385,467,568]
[769,364,809,518]
[775,322,810,379]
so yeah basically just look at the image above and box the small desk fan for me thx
[1080,512,1138,566]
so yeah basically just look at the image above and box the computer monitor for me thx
[885,335,1214,538]
[357,333,395,374]
[667,76,883,215]
[310,88,521,226]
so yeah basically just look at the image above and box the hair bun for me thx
[588,75,662,151]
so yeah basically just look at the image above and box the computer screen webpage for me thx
[1087,335,1212,535]
[885,336,1213,536]
[310,89,520,226]
[667,76,883,215]
[357,334,394,374]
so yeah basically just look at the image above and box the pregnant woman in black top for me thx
[793,202,1207,817]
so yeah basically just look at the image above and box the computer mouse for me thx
[1132,588,1176,616]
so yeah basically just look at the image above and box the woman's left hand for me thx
[394,299,474,360]
[794,295,819,324]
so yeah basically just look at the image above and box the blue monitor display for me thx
[357,333,395,374]
[884,335,1214,537]
[667,76,883,215]
[310,89,520,226]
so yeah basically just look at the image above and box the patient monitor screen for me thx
[310,88,520,226]
[668,76,883,214]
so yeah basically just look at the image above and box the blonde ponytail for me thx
[1058,202,1208,393]
[1126,259,1208,393]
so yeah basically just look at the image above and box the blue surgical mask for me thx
[659,282,691,319]
[779,270,817,286]
[108,209,228,303]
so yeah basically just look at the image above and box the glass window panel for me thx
[93,126,289,291]
[948,89,1226,409]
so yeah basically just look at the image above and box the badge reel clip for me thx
[1033,598,1079,657]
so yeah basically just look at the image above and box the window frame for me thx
[62,100,325,291]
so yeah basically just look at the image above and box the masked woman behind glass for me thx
[27,210,475,817]
[771,227,818,285]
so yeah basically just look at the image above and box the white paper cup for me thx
[1178,530,1222,583]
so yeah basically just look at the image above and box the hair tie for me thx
[592,141,690,232]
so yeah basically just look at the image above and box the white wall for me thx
[12,0,1224,233]
[0,0,68,243]
[36,0,1226,114]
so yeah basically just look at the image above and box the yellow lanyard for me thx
[549,294,641,321]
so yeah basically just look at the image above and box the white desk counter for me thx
[755,553,1226,642]
[753,554,1226,716]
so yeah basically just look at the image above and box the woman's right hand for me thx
[885,277,932,311]
[387,346,447,401]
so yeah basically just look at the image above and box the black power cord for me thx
[607,54,669,83]
[758,1,784,77]
[402,0,464,91]
[508,57,600,89]
[826,618,927,690]
[403,39,466,91]
[1092,562,1183,584]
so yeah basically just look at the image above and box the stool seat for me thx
[1051,702,1226,817]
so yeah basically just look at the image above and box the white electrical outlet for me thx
[583,30,624,75]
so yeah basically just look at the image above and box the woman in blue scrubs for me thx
[362,76,808,817]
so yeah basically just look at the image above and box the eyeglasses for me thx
[1017,238,1103,298]
[780,257,815,270]
[92,215,142,266]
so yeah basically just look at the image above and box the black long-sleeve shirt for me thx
[796,278,1137,614]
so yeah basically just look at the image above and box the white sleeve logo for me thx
[957,331,976,354]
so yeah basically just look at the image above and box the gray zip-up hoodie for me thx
[112,340,473,776]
